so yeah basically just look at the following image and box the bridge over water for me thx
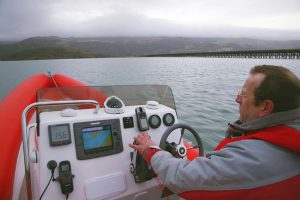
[153,49,300,59]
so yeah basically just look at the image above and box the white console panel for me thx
[37,104,179,200]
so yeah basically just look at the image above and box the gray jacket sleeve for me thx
[150,140,300,194]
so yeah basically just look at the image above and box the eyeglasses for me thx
[236,89,247,100]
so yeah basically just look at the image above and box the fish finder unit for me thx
[48,124,71,146]
[73,119,123,160]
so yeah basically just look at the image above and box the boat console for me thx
[24,86,181,200]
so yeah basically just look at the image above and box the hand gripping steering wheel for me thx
[159,123,204,158]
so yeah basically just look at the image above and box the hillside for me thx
[3,47,97,60]
[1,36,300,60]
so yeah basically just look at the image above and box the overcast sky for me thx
[1,0,300,41]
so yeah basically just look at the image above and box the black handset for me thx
[58,160,74,194]
[135,107,149,131]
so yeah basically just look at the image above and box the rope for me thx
[46,71,65,100]
[47,71,59,88]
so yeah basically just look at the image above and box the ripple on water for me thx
[1,57,299,150]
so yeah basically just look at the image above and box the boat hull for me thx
[0,73,88,199]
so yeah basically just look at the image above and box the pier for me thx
[154,49,300,59]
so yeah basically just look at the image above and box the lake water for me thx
[0,57,299,150]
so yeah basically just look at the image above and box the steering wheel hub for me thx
[176,144,187,158]
[159,123,204,158]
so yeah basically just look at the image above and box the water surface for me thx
[1,57,299,149]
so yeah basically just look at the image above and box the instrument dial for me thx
[148,115,161,129]
[163,113,175,126]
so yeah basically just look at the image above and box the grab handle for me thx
[21,100,99,173]
[21,100,99,200]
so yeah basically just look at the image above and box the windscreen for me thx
[37,85,176,112]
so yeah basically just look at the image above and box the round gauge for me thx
[163,113,175,126]
[148,115,161,129]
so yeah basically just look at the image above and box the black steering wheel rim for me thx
[159,123,204,157]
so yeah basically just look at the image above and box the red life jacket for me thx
[180,125,300,200]
[215,125,300,153]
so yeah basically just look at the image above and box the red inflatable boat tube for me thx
[0,73,103,199]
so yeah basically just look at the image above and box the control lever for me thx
[129,141,155,183]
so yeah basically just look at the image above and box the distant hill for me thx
[4,47,97,60]
[1,36,300,60]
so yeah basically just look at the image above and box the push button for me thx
[123,117,134,128]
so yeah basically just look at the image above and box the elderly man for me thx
[129,65,300,200]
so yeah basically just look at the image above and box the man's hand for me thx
[129,132,157,155]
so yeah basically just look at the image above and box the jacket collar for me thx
[226,107,300,138]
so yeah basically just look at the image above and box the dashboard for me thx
[34,99,179,200]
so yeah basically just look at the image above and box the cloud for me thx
[0,0,300,40]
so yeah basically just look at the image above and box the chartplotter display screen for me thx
[73,119,123,160]
[82,126,113,150]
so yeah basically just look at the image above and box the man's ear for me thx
[258,100,274,117]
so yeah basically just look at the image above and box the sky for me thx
[0,0,300,41]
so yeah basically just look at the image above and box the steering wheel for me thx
[159,123,204,158]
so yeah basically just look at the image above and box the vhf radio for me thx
[135,107,149,131]
[57,160,74,194]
